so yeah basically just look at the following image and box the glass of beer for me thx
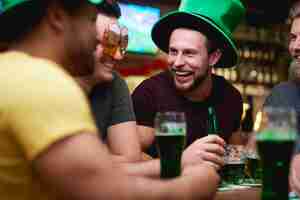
[256,107,297,200]
[154,111,186,179]
[244,149,262,185]
[220,144,246,185]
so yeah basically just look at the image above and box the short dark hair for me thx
[206,38,219,54]
[289,0,300,22]
[97,0,121,18]
[0,0,49,44]
[0,0,98,44]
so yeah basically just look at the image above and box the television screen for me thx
[118,3,160,55]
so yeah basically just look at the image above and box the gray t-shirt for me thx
[264,81,300,153]
[89,72,136,140]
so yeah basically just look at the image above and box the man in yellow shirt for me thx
[0,0,219,199]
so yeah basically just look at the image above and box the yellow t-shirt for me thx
[0,51,97,200]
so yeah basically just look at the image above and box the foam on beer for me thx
[156,122,186,136]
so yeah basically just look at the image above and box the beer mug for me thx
[256,107,298,200]
[154,111,186,179]
[220,144,246,185]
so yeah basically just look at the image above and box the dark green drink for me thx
[156,135,186,178]
[257,132,296,200]
[154,112,186,179]
[245,156,262,182]
[220,162,245,185]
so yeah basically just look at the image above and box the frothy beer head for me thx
[156,122,186,136]
[256,129,297,142]
[224,145,245,164]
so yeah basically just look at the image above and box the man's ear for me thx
[45,1,68,33]
[208,49,222,67]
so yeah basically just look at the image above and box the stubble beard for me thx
[171,67,209,93]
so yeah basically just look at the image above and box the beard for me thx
[65,30,97,77]
[170,67,209,93]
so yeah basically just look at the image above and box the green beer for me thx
[245,155,262,183]
[257,131,296,200]
[155,112,186,179]
[156,134,186,178]
[220,161,245,185]
[220,145,245,185]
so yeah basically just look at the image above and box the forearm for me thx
[131,164,220,200]
[35,133,219,200]
[74,165,218,200]
[119,158,161,179]
[107,122,143,162]
[44,157,218,200]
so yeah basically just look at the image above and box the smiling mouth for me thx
[171,69,193,77]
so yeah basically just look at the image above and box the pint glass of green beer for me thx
[220,144,245,185]
[154,112,186,179]
[256,107,297,200]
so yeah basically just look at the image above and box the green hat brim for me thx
[151,11,238,68]
[1,0,108,13]
[1,0,28,12]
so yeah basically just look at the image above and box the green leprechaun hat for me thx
[151,0,245,68]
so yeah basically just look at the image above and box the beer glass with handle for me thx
[154,111,186,179]
[256,107,298,200]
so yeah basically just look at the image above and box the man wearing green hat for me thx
[0,0,220,199]
[132,0,245,169]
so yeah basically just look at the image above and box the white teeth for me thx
[175,71,191,76]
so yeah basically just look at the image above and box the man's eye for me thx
[183,52,195,57]
[169,49,177,56]
[289,34,296,41]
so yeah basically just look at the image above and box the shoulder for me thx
[267,81,298,98]
[2,51,80,91]
[132,70,171,94]
[213,74,241,99]
[113,71,126,83]
[271,81,296,93]
[1,52,87,111]
[110,72,131,98]
[264,81,298,107]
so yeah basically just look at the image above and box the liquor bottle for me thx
[207,106,220,134]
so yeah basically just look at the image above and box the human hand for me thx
[290,154,300,196]
[181,135,225,170]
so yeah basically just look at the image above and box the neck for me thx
[75,76,97,94]
[184,75,213,102]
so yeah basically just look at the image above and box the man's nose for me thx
[173,54,185,67]
[293,36,300,49]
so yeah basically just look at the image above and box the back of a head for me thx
[0,0,121,47]
[0,0,82,46]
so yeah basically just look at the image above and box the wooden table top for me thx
[214,187,261,200]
